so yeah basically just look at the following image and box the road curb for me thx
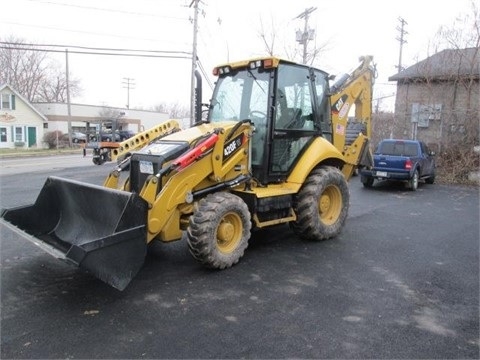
[0,150,83,159]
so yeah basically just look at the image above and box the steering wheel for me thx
[249,110,267,119]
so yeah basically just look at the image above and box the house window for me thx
[15,127,23,142]
[0,127,7,142]
[1,94,15,110]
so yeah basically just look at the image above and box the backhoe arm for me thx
[330,55,375,179]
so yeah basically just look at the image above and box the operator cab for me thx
[208,58,332,184]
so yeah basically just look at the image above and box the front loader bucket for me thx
[1,176,149,290]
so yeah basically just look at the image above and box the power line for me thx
[1,21,191,47]
[374,94,396,100]
[0,44,192,59]
[0,41,191,56]
[25,0,189,21]
[197,59,214,90]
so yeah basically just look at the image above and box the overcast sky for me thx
[0,0,475,112]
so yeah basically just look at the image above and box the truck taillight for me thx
[405,159,413,170]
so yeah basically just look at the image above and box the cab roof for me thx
[213,56,303,72]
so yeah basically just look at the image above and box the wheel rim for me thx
[216,212,243,253]
[318,185,342,225]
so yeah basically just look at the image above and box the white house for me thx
[0,84,48,149]
[33,102,171,134]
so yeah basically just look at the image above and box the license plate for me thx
[139,160,154,174]
[376,171,387,177]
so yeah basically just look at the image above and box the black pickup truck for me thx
[360,139,436,191]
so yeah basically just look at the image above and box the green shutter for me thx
[11,95,15,110]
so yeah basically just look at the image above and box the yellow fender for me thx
[287,137,345,186]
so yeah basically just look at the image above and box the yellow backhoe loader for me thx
[1,55,375,290]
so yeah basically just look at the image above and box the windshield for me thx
[208,68,271,123]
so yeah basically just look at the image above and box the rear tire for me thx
[187,192,251,269]
[361,175,374,188]
[408,169,419,191]
[291,166,349,240]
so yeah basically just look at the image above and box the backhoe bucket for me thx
[1,176,149,290]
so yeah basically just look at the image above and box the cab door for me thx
[268,63,317,180]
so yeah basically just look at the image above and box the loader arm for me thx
[87,120,182,166]
[110,120,182,162]
[139,122,252,243]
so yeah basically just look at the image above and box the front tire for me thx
[291,166,350,240]
[187,192,251,269]
[425,170,435,184]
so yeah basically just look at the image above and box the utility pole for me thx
[396,17,408,72]
[295,7,317,64]
[65,49,72,146]
[189,0,200,126]
[122,77,135,109]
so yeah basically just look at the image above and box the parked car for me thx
[360,139,436,191]
[100,132,121,142]
[62,132,87,143]
[117,130,136,141]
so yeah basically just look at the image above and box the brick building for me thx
[388,47,479,153]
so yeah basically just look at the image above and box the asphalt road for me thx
[0,152,93,176]
[1,155,479,359]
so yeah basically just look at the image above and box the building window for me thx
[1,94,15,110]
[15,127,23,142]
[0,127,7,142]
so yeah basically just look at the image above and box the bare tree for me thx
[432,1,479,147]
[0,35,82,102]
[36,64,82,102]
[371,112,395,147]
[258,15,277,56]
[435,0,480,50]
[153,102,190,119]
[98,107,122,120]
[0,36,47,101]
